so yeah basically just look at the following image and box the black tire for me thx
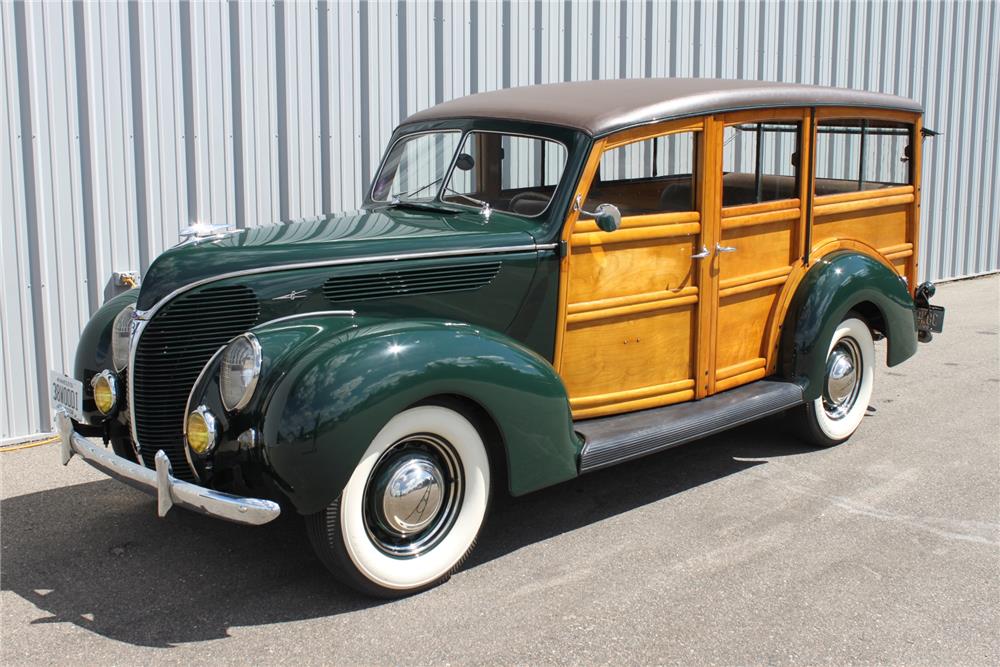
[796,315,876,448]
[306,405,491,598]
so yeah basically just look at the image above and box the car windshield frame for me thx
[369,129,465,206]
[369,127,571,221]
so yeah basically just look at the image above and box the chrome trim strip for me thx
[56,410,280,526]
[127,317,147,459]
[135,244,545,321]
[251,309,357,328]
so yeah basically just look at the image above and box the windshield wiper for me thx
[444,188,493,222]
[383,200,458,215]
[392,178,443,201]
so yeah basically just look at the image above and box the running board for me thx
[577,379,804,473]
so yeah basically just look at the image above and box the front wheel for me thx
[797,316,876,448]
[306,405,491,597]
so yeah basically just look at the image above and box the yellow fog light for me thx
[91,370,118,415]
[186,406,218,455]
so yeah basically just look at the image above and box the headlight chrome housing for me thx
[111,305,135,372]
[219,333,262,412]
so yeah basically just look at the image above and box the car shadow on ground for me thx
[1,416,815,647]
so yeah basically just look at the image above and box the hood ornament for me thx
[176,222,235,246]
[272,289,310,302]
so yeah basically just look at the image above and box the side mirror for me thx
[592,203,622,232]
[575,195,622,232]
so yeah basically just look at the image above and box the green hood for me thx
[136,207,540,311]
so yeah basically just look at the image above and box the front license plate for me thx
[50,371,84,422]
[916,305,945,333]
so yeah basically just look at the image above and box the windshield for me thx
[370,131,463,202]
[371,130,568,218]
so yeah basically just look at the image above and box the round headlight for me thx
[186,406,217,455]
[219,333,262,412]
[91,370,118,415]
[111,305,135,371]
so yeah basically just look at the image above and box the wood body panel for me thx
[559,123,703,418]
[812,199,911,276]
[556,105,923,421]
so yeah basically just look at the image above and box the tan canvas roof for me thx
[403,78,923,137]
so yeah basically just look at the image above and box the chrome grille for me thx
[131,285,260,480]
[322,261,502,303]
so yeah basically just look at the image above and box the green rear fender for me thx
[254,315,579,515]
[779,250,917,401]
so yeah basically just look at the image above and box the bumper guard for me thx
[55,410,280,526]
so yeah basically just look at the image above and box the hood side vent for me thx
[322,261,502,303]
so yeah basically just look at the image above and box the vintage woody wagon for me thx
[53,79,943,597]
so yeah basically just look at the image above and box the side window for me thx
[585,132,698,215]
[815,119,912,196]
[722,122,801,206]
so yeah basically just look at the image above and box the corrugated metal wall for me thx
[2,0,998,440]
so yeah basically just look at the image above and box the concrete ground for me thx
[2,275,998,665]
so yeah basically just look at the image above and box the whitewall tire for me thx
[307,404,491,597]
[798,316,876,447]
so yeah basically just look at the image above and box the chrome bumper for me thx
[55,410,280,526]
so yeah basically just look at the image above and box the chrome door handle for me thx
[691,245,710,259]
[715,243,737,253]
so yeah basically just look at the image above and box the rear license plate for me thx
[916,305,945,333]
[50,371,84,422]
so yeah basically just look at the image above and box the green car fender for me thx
[253,314,580,515]
[73,289,139,424]
[73,289,139,381]
[779,250,917,401]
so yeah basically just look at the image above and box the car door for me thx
[554,119,711,419]
[708,109,810,393]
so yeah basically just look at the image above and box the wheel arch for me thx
[255,316,580,515]
[777,249,917,401]
[410,393,510,501]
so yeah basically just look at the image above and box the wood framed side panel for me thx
[563,218,701,419]
[812,191,915,277]
[559,120,707,419]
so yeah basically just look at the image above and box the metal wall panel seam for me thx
[12,0,50,426]
[71,1,99,315]
[274,0,289,222]
[127,0,150,272]
[229,0,247,228]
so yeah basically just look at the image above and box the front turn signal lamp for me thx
[186,406,218,455]
[91,370,119,415]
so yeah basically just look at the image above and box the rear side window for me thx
[814,120,913,196]
[722,122,801,206]
[585,132,698,215]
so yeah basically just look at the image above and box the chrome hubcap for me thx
[823,338,862,420]
[380,457,444,535]
[363,435,462,558]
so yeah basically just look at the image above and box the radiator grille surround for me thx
[322,261,502,303]
[131,285,260,480]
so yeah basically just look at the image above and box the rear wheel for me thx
[797,316,875,447]
[306,405,491,597]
